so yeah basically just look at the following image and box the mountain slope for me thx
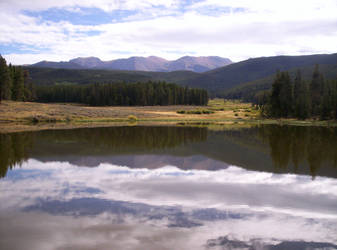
[167,56,231,72]
[223,63,337,101]
[181,53,337,93]
[102,56,168,71]
[32,60,85,69]
[69,57,103,68]
[31,56,232,72]
[25,67,200,86]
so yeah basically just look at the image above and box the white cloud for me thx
[0,0,336,64]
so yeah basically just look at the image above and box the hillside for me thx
[26,67,200,86]
[31,56,232,73]
[181,53,337,94]
[223,63,337,101]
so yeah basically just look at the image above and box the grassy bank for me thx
[0,99,258,123]
[0,99,336,133]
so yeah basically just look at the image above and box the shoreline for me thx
[1,100,336,133]
[1,118,336,134]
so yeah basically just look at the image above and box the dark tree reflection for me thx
[1,125,336,180]
[0,126,207,178]
[258,125,337,178]
[0,133,34,178]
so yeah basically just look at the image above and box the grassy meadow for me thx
[1,99,336,133]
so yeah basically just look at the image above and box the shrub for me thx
[177,109,214,115]
[127,115,138,122]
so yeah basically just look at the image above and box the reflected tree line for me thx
[1,125,337,179]
[0,126,207,178]
[258,125,337,177]
[37,126,208,151]
[0,133,34,178]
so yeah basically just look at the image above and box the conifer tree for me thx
[270,71,283,117]
[12,67,24,101]
[0,56,12,102]
[310,65,323,116]
[279,71,293,117]
[23,70,36,101]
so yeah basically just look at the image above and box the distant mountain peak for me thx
[69,57,103,68]
[31,55,232,72]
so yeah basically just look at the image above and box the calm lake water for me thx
[1,125,337,250]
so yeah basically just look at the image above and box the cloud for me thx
[0,0,336,64]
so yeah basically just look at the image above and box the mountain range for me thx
[31,56,232,73]
[26,53,337,97]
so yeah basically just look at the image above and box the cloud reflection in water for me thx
[0,159,337,250]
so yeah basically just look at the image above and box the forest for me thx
[256,66,337,120]
[35,82,208,106]
[0,55,208,106]
[0,56,36,103]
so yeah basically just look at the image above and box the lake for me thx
[1,125,337,250]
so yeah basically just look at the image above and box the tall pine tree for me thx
[310,65,324,116]
[12,67,24,101]
[0,56,12,102]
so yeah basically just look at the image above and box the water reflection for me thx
[1,125,337,249]
[1,125,337,178]
[1,160,337,249]
[0,133,34,178]
[258,125,337,177]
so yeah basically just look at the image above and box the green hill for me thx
[223,63,337,101]
[25,67,199,86]
[180,53,337,94]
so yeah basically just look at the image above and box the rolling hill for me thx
[26,67,200,86]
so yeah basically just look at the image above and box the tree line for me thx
[36,81,209,106]
[1,55,208,106]
[0,55,36,103]
[256,65,337,120]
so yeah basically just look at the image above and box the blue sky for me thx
[0,0,336,64]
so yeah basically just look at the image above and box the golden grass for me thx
[0,99,259,124]
[2,99,334,133]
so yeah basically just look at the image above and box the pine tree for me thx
[23,70,36,101]
[320,80,331,120]
[293,70,302,117]
[298,81,311,120]
[12,67,24,101]
[310,64,323,116]
[279,71,293,117]
[0,56,12,102]
[293,70,310,119]
[270,71,284,117]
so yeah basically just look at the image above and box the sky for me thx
[0,0,336,65]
